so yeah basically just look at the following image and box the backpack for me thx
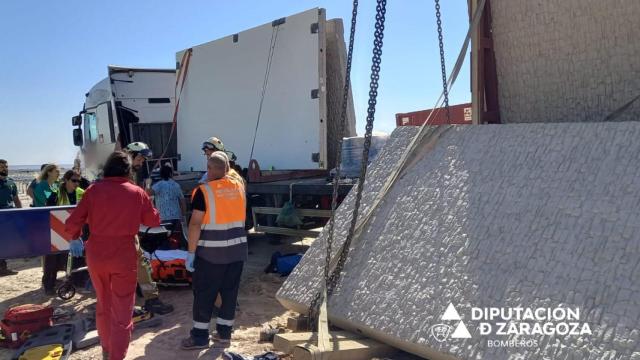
[264,252,302,276]
[0,304,53,348]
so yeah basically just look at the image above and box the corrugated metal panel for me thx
[395,103,472,127]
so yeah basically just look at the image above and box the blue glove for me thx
[69,239,84,257]
[186,252,195,272]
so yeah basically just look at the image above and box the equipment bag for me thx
[264,252,302,276]
[0,304,53,349]
[276,201,303,228]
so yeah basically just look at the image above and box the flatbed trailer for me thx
[247,177,354,238]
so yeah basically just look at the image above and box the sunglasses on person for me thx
[70,178,81,184]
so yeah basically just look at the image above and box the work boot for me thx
[180,336,210,350]
[0,260,17,277]
[144,298,174,315]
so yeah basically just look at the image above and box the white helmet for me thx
[202,136,237,162]
[125,142,153,159]
[201,137,225,152]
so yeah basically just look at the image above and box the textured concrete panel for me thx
[277,123,640,359]
[490,0,640,124]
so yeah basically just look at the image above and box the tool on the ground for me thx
[72,307,162,350]
[11,324,73,360]
[258,325,285,342]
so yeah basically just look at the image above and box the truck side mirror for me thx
[72,115,82,126]
[73,128,84,147]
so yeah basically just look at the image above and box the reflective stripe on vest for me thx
[198,237,247,248]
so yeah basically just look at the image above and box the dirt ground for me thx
[0,234,310,360]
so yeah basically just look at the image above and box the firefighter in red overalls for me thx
[65,151,160,360]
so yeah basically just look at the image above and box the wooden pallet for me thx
[274,330,396,359]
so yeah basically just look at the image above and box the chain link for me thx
[329,0,387,293]
[309,0,388,329]
[434,0,451,123]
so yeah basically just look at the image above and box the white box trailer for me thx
[176,8,355,173]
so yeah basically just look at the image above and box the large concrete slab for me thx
[490,0,640,124]
[277,123,640,359]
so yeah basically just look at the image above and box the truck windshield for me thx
[84,112,98,144]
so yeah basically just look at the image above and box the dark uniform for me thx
[0,177,18,274]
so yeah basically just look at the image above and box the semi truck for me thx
[71,67,177,180]
[71,8,357,237]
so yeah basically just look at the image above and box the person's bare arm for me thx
[188,210,204,253]
[26,186,34,200]
[13,196,22,208]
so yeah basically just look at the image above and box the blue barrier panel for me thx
[0,206,75,259]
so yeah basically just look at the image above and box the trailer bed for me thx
[246,177,353,196]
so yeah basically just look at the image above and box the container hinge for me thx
[311,89,319,99]
[233,34,239,43]
[310,22,319,34]
[312,153,320,162]
[272,17,286,27]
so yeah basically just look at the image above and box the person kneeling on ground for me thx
[182,151,247,350]
[65,151,161,360]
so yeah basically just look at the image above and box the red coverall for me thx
[65,177,160,360]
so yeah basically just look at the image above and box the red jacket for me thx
[65,177,160,242]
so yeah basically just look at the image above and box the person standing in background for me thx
[47,169,85,206]
[27,163,49,204]
[148,163,186,246]
[0,159,22,276]
[47,169,88,289]
[33,164,59,206]
[34,163,65,294]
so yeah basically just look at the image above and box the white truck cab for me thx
[72,67,176,180]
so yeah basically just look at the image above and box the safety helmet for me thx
[201,137,225,152]
[125,142,153,159]
[202,137,238,162]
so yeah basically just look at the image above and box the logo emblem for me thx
[430,324,453,342]
[430,303,473,342]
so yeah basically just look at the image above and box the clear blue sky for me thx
[0,0,471,165]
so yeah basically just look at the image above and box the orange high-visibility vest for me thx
[193,176,247,264]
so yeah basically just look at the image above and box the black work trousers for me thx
[42,253,68,291]
[191,258,244,341]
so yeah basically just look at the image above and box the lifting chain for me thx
[434,0,451,123]
[308,0,387,329]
